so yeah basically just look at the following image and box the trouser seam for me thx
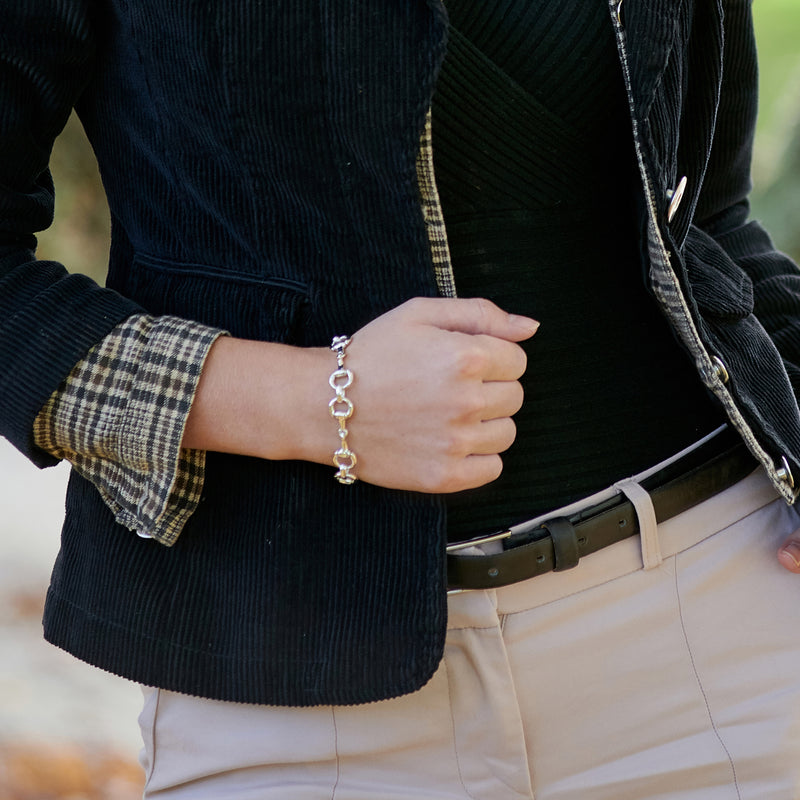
[500,617,536,800]
[444,632,534,800]
[674,557,742,799]
[444,654,481,800]
[331,707,340,800]
[140,687,161,797]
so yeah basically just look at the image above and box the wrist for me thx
[257,343,332,465]
[183,337,333,465]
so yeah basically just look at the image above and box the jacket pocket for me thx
[124,253,311,343]
[683,226,754,321]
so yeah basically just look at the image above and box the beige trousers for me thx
[139,467,800,799]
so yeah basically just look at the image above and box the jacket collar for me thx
[619,0,722,120]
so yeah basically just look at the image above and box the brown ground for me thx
[0,745,144,800]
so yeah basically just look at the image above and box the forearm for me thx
[182,336,333,466]
[184,297,538,494]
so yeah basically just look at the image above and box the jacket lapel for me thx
[623,0,704,120]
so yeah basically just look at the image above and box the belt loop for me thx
[540,517,580,572]
[614,478,662,570]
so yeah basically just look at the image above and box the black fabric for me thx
[2,0,451,707]
[1,0,799,706]
[447,435,757,589]
[435,0,725,540]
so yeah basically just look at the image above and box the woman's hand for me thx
[778,533,800,573]
[342,297,538,493]
[183,297,538,494]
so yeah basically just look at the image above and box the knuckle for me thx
[451,386,486,420]
[471,297,496,324]
[423,459,459,494]
[453,343,488,379]
[403,296,426,316]
[440,427,470,458]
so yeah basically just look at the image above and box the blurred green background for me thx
[37,1,800,282]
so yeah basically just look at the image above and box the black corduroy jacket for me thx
[1,0,799,706]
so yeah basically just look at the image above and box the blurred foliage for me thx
[36,0,800,281]
[751,0,800,261]
[35,114,111,286]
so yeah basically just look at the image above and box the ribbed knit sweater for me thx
[435,0,724,539]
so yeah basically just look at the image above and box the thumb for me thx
[777,532,800,573]
[412,297,539,342]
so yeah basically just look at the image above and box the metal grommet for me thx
[777,455,795,490]
[711,355,729,384]
[699,356,729,386]
[667,176,688,223]
[615,0,624,24]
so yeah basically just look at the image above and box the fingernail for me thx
[779,541,800,570]
[511,315,540,334]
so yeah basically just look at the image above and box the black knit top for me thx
[435,0,725,540]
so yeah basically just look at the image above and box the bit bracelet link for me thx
[329,335,357,484]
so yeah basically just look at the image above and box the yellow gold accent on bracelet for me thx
[329,335,357,484]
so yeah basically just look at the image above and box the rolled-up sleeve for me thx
[33,313,227,546]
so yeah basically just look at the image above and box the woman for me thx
[1,0,799,796]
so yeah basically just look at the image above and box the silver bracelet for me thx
[329,335,357,484]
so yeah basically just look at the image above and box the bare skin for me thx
[182,295,800,572]
[182,297,536,493]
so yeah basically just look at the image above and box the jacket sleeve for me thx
[692,0,800,395]
[33,314,227,546]
[0,0,143,464]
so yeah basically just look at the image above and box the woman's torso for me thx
[434,0,725,539]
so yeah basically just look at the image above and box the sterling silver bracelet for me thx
[329,335,357,484]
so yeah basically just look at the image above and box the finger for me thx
[777,532,800,573]
[448,335,528,382]
[479,380,525,420]
[446,453,505,492]
[478,337,529,381]
[409,297,539,342]
[468,417,518,456]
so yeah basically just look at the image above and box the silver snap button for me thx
[711,355,729,384]
[777,456,795,489]
[699,355,730,386]
[667,176,688,223]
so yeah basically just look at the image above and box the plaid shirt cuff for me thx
[33,314,227,546]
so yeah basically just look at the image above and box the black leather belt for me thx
[446,438,757,591]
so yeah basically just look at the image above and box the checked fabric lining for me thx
[33,313,226,545]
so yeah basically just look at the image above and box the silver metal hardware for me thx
[777,455,795,490]
[329,395,354,419]
[446,529,512,553]
[711,355,729,384]
[329,367,353,392]
[666,176,688,223]
[329,336,357,484]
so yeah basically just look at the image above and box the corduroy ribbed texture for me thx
[3,0,451,706]
[619,0,800,492]
[1,0,800,706]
